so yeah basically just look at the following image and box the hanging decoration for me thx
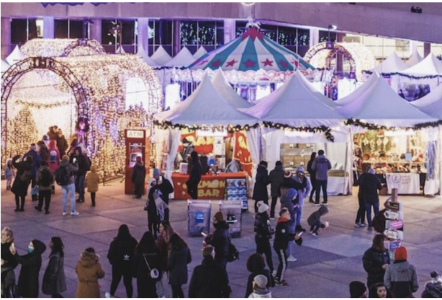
[345,118,442,131]
[21,39,106,58]
[14,99,71,109]
[363,70,442,80]
[262,121,335,142]
[153,120,260,133]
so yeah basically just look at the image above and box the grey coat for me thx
[168,247,192,285]
[42,252,67,295]
[311,155,331,181]
[58,160,78,185]
[384,260,419,298]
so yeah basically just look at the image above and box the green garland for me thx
[153,120,260,132]
[262,121,335,142]
[345,118,442,131]
[363,71,442,80]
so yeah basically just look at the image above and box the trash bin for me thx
[187,200,211,237]
[219,200,242,238]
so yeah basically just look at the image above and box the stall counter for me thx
[172,172,247,200]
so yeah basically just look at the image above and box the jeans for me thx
[295,199,304,226]
[287,223,295,257]
[309,176,316,201]
[75,174,85,200]
[62,183,76,212]
[155,271,172,298]
[310,220,322,234]
[365,202,380,226]
[315,179,328,203]
[355,195,366,224]
[31,175,37,200]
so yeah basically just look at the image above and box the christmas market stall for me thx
[241,70,351,196]
[335,72,439,195]
[154,74,259,201]
[1,39,163,179]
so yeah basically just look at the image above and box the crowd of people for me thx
[2,145,442,298]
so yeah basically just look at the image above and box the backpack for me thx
[49,150,57,163]
[39,168,52,187]
[55,166,69,186]
[226,242,239,262]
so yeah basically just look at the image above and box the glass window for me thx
[180,21,198,45]
[121,20,136,45]
[11,19,28,44]
[235,21,248,36]
[278,27,297,46]
[54,20,69,39]
[69,20,83,39]
[102,19,118,45]
[147,20,173,56]
[319,30,336,43]
[260,24,277,42]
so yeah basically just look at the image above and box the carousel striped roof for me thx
[188,27,315,72]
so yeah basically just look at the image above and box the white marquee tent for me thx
[137,46,159,67]
[193,46,207,60]
[151,45,172,66]
[406,49,423,67]
[6,45,26,65]
[402,53,442,76]
[165,47,196,67]
[371,52,408,74]
[211,69,253,109]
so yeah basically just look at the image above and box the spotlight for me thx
[411,6,422,14]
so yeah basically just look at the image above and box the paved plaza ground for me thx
[1,178,442,298]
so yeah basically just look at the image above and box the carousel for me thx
[1,39,163,178]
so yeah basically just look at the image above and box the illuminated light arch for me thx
[1,54,163,176]
[21,38,106,57]
[304,42,375,81]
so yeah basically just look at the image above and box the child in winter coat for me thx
[307,205,329,236]
[273,208,302,286]
[249,274,272,298]
[86,165,99,207]
[4,159,15,190]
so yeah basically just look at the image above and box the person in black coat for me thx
[254,202,274,275]
[245,253,274,298]
[307,152,317,203]
[152,168,174,221]
[268,161,285,219]
[24,144,42,202]
[107,224,138,298]
[42,237,67,298]
[252,161,270,213]
[362,234,390,289]
[204,211,230,269]
[132,231,160,298]
[167,234,192,298]
[355,170,368,227]
[10,239,46,298]
[359,168,382,230]
[188,246,230,298]
[187,151,202,199]
[131,156,146,199]
[1,227,18,295]
[10,154,33,212]
[69,146,90,202]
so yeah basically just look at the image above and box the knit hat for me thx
[259,161,268,168]
[153,168,161,176]
[368,168,375,174]
[257,201,269,214]
[349,281,366,298]
[62,155,69,161]
[430,271,440,279]
[30,143,37,151]
[42,135,49,141]
[253,274,268,289]
[213,211,224,222]
[275,161,282,166]
[394,246,407,261]
[284,170,292,178]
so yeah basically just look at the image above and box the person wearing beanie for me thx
[282,170,297,189]
[292,166,312,227]
[10,239,47,298]
[24,143,43,202]
[384,246,419,298]
[359,167,382,231]
[35,161,55,214]
[279,184,298,262]
[249,274,272,298]
[311,149,331,205]
[245,253,274,297]
[204,211,230,268]
[58,152,80,216]
[254,201,275,276]
[268,161,285,219]
[362,234,390,289]
[349,281,367,298]
[422,270,442,298]
[252,161,270,213]
[187,151,202,199]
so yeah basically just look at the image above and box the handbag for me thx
[31,185,39,196]
[142,254,159,279]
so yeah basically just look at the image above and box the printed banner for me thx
[233,131,253,177]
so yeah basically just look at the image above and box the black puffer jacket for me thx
[15,239,47,298]
[273,218,292,250]
[131,162,146,185]
[254,212,274,239]
[69,146,90,176]
[362,246,390,288]
[188,256,230,298]
[359,173,382,204]
[252,165,269,201]
[204,221,230,261]
[268,165,284,197]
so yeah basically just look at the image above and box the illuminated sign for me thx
[127,130,144,138]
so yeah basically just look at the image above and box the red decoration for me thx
[212,60,221,67]
[242,27,264,41]
[290,59,299,67]
[280,61,288,67]
[262,58,274,66]
[226,59,237,67]
[245,59,255,68]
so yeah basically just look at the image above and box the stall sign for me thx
[384,210,402,220]
[386,220,404,231]
[127,130,144,139]
[386,240,402,251]
[175,179,226,199]
[385,201,401,211]
[384,229,403,240]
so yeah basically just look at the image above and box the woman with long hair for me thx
[11,155,33,212]
[42,237,67,298]
[167,234,192,298]
[362,234,390,288]
[155,222,175,298]
[132,231,160,298]
[107,224,138,298]
[307,152,317,203]
[245,253,274,298]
